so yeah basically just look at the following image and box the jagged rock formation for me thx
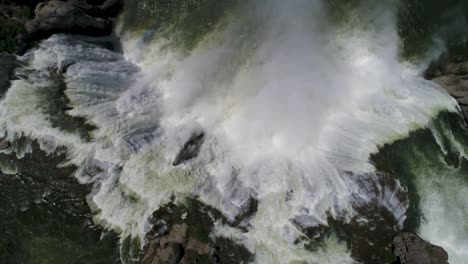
[392,232,449,264]
[173,132,205,166]
[426,60,468,122]
[138,199,254,264]
[294,172,409,264]
[0,0,123,53]
[24,0,123,43]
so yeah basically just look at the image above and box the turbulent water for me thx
[1,0,468,263]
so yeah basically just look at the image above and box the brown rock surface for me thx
[393,232,449,264]
[427,60,468,122]
[24,0,121,42]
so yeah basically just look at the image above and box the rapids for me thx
[1,0,467,263]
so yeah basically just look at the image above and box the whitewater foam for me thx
[0,0,462,263]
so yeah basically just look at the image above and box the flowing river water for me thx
[1,0,468,263]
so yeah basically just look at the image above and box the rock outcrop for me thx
[173,132,205,166]
[0,0,124,53]
[294,172,409,264]
[138,199,254,264]
[392,232,449,264]
[426,60,468,122]
[0,2,30,53]
[24,0,123,43]
[0,139,120,263]
[0,52,18,96]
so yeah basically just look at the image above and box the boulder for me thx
[392,232,449,264]
[23,0,123,42]
[0,138,10,150]
[173,132,205,166]
[25,1,109,41]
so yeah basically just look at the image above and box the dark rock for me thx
[72,33,123,52]
[173,132,205,166]
[0,52,18,96]
[1,0,43,11]
[0,0,123,53]
[172,243,186,264]
[0,138,10,150]
[0,3,30,53]
[0,139,120,263]
[231,195,257,229]
[24,1,112,42]
[392,232,449,264]
[138,198,253,264]
[96,0,124,18]
[294,172,409,264]
[426,60,468,123]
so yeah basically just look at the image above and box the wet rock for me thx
[0,138,11,150]
[142,223,187,264]
[0,52,18,96]
[138,198,253,264]
[426,60,468,122]
[0,0,123,52]
[25,1,110,42]
[392,232,449,264]
[231,195,257,228]
[0,139,120,263]
[23,0,123,43]
[294,172,409,264]
[0,3,30,53]
[173,132,205,166]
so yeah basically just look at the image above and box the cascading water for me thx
[1,0,468,263]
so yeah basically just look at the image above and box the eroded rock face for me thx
[426,60,468,122]
[0,0,124,53]
[393,232,449,264]
[138,199,253,264]
[24,0,122,42]
[293,172,409,264]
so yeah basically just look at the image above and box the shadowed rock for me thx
[0,139,120,263]
[0,52,18,96]
[0,3,30,53]
[23,0,123,43]
[0,138,10,150]
[426,60,468,123]
[294,172,409,264]
[138,198,253,264]
[173,132,205,166]
[393,232,448,264]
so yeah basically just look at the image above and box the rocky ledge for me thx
[392,232,449,264]
[24,0,123,43]
[0,0,123,53]
[426,59,468,122]
[138,199,254,264]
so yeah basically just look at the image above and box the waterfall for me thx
[1,0,466,263]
